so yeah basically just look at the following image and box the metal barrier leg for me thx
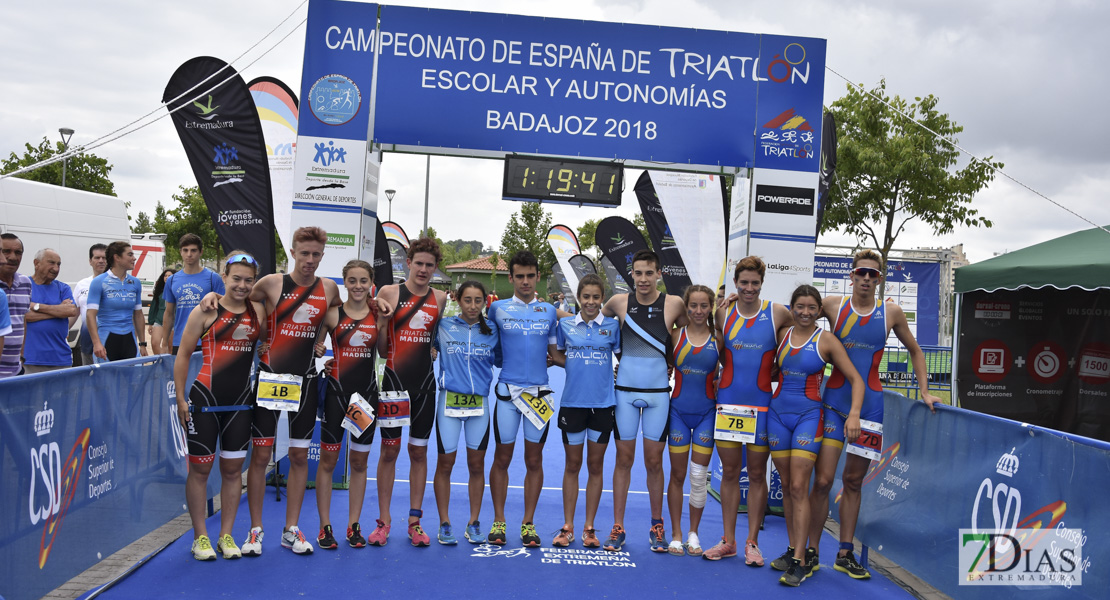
[861,544,869,567]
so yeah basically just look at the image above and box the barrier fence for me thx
[830,392,1109,599]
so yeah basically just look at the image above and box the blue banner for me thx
[831,392,1109,598]
[0,356,200,600]
[373,5,825,168]
[812,255,941,346]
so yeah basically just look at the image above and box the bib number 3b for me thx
[256,372,303,412]
[846,419,883,461]
[513,392,553,430]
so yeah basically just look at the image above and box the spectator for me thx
[148,268,175,354]
[0,233,32,378]
[162,233,224,355]
[71,243,108,366]
[24,249,78,374]
[0,288,10,353]
[86,241,148,362]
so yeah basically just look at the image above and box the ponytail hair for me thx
[682,284,717,332]
[456,280,492,336]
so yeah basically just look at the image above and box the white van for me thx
[0,177,132,348]
[129,232,168,308]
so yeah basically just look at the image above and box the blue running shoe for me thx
[649,522,668,553]
[603,525,626,552]
[464,521,483,544]
[438,522,458,545]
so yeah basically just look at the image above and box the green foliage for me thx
[632,213,653,251]
[577,219,599,250]
[139,185,286,267]
[2,137,116,196]
[499,202,555,275]
[824,80,1001,266]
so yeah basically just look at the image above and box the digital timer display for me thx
[502,155,623,207]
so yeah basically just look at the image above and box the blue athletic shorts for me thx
[767,406,824,461]
[667,407,715,453]
[492,383,552,445]
[821,401,883,448]
[614,389,669,443]
[434,390,492,454]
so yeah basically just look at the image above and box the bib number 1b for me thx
[256,372,303,412]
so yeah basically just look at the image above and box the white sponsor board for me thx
[652,170,727,290]
[747,168,820,305]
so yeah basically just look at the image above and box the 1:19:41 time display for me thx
[502,156,623,207]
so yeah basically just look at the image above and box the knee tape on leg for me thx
[690,463,709,509]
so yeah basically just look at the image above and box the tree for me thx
[823,80,1001,272]
[632,213,653,251]
[131,211,155,234]
[499,202,555,274]
[577,219,599,251]
[2,137,116,195]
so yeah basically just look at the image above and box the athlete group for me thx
[175,227,940,589]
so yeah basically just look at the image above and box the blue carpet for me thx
[86,367,913,599]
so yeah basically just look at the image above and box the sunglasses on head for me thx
[852,267,882,279]
[227,254,257,266]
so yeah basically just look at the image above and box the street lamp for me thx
[58,127,74,188]
[385,189,396,222]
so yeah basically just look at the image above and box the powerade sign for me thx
[364,5,824,169]
[754,184,814,216]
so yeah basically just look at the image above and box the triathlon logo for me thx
[293,304,322,324]
[309,74,361,126]
[408,309,436,331]
[471,544,532,558]
[759,108,816,161]
[350,329,374,347]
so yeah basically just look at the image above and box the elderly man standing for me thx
[24,248,78,374]
[0,233,33,378]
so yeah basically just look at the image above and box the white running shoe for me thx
[242,527,263,557]
[217,534,242,559]
[191,535,216,561]
[282,525,315,555]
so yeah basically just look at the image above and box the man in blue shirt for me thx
[487,250,559,547]
[24,248,77,374]
[162,233,224,353]
[0,233,32,378]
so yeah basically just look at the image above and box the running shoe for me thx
[464,521,483,544]
[649,522,668,553]
[281,526,314,555]
[488,521,507,545]
[770,546,796,571]
[438,522,458,545]
[368,519,390,547]
[780,558,805,587]
[582,527,601,548]
[685,532,703,557]
[603,525,626,552]
[744,540,765,567]
[216,534,241,559]
[347,523,366,548]
[702,538,737,561]
[191,535,216,561]
[521,522,541,548]
[805,547,820,577]
[241,527,263,557]
[317,525,338,550]
[408,521,431,547]
[834,551,871,579]
[552,526,574,547]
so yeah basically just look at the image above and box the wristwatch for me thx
[33,303,41,312]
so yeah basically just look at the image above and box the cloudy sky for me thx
[2,0,1108,264]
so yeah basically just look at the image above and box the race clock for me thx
[502,155,623,207]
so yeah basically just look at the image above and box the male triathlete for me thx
[487,250,559,547]
[601,249,687,552]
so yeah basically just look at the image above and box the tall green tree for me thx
[2,137,116,195]
[823,80,1001,270]
[499,202,555,274]
[577,219,599,251]
[632,213,653,251]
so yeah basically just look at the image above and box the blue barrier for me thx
[830,391,1108,598]
[0,356,200,600]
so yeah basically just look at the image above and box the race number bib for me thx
[512,391,554,430]
[846,419,883,460]
[444,391,484,418]
[256,372,303,412]
[378,390,411,428]
[714,404,758,443]
[342,392,376,436]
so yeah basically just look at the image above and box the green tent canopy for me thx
[954,224,1110,293]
